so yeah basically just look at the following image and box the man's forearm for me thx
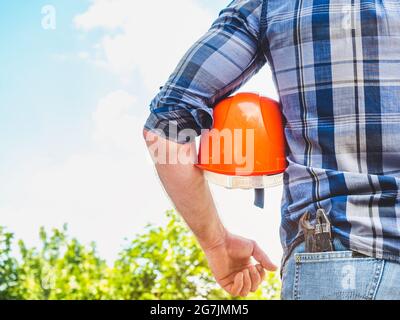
[143,129,226,249]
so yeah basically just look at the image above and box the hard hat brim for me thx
[202,170,284,189]
[195,163,285,177]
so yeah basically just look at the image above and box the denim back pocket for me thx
[293,251,385,300]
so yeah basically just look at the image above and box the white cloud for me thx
[74,0,131,31]
[74,0,215,92]
[77,51,90,60]
[92,90,138,150]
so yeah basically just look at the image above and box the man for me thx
[143,0,400,300]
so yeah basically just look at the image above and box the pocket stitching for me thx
[293,258,300,300]
[366,260,385,300]
[293,252,383,300]
[295,251,376,263]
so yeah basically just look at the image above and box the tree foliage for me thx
[0,211,280,300]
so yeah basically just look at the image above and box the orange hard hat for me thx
[196,92,287,208]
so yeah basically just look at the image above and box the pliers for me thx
[300,209,333,253]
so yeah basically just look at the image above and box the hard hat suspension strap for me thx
[254,188,265,209]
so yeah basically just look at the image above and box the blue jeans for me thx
[281,238,400,300]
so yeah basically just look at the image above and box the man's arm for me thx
[144,130,276,297]
[143,0,276,297]
[144,130,225,249]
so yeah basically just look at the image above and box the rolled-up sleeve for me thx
[144,0,266,143]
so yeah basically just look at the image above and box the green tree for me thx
[0,211,281,300]
[0,227,19,299]
[15,225,109,300]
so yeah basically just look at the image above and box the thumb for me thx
[252,241,277,271]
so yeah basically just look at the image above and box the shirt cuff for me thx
[144,108,213,144]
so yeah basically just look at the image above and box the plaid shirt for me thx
[145,0,400,263]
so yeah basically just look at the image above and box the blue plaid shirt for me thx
[145,0,400,263]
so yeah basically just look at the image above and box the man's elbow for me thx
[143,128,159,148]
[142,128,150,143]
[143,127,198,167]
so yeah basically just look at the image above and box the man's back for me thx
[266,0,400,263]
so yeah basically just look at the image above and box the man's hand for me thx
[203,232,277,297]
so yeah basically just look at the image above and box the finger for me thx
[240,269,252,297]
[249,266,261,292]
[252,241,277,271]
[231,272,244,297]
[256,264,266,280]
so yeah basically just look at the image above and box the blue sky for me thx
[0,0,282,263]
[1,1,118,166]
